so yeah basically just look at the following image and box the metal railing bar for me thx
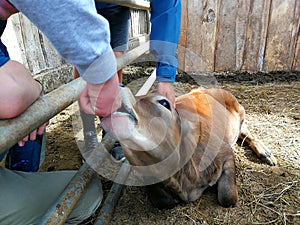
[0,41,149,153]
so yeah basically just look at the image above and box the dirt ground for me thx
[40,64,299,225]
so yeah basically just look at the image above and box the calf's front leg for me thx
[240,123,277,166]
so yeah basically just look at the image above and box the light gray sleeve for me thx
[9,0,117,84]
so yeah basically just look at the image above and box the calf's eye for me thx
[158,99,171,110]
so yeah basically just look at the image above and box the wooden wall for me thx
[9,14,66,74]
[4,1,299,75]
[178,0,300,72]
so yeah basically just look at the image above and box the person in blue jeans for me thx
[94,0,182,106]
[0,0,181,224]
[77,1,182,161]
[95,2,131,83]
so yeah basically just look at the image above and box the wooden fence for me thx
[178,0,299,72]
[3,1,299,75]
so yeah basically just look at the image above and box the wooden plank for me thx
[130,9,149,37]
[39,33,66,70]
[177,0,187,72]
[214,0,240,71]
[183,0,204,72]
[179,0,299,72]
[291,0,299,71]
[10,14,29,70]
[2,16,23,63]
[264,0,299,71]
[201,0,218,72]
[291,0,300,71]
[11,14,65,74]
[235,0,251,70]
[182,0,218,72]
[293,31,300,70]
[290,0,300,71]
[241,0,271,71]
[17,14,47,74]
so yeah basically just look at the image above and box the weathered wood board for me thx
[178,0,300,72]
[9,13,66,74]
[3,1,299,74]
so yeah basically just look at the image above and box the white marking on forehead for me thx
[122,118,169,152]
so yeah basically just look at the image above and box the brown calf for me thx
[101,87,277,209]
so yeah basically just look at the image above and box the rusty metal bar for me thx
[39,134,116,225]
[94,160,131,225]
[96,0,151,10]
[0,41,149,153]
[39,163,95,225]
[117,40,149,70]
[0,78,86,153]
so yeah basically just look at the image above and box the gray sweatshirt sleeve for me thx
[9,0,117,84]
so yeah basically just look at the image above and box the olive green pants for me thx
[0,167,103,225]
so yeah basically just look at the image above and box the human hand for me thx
[79,73,121,117]
[18,122,48,146]
[157,82,176,108]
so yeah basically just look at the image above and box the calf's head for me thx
[101,87,198,182]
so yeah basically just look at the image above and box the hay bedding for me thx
[40,66,299,225]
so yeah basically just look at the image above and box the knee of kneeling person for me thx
[0,61,41,119]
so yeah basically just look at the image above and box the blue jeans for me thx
[97,5,130,52]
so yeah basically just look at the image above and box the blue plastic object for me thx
[5,133,45,172]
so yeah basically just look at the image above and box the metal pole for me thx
[0,41,149,153]
[39,134,116,225]
[95,0,151,10]
[117,41,149,70]
[94,63,154,225]
[94,161,131,225]
[39,163,95,225]
[0,78,86,153]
